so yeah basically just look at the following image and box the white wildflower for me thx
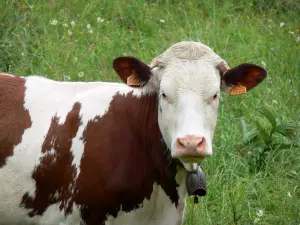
[159,19,165,23]
[87,23,92,29]
[63,23,68,28]
[78,72,84,78]
[71,21,75,27]
[256,209,264,217]
[63,74,71,81]
[287,192,292,197]
[68,30,72,35]
[296,36,300,42]
[88,29,93,34]
[272,100,278,104]
[254,217,260,224]
[289,31,294,35]
[29,5,34,9]
[280,22,285,27]
[50,19,58,25]
[97,17,104,23]
[21,52,25,56]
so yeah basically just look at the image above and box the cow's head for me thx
[113,41,266,171]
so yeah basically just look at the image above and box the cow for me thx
[0,41,266,225]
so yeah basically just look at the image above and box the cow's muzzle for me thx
[175,135,211,160]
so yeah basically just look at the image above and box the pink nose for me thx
[176,135,207,157]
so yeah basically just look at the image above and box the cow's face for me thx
[155,59,220,171]
[113,41,266,171]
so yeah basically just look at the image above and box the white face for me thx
[155,60,221,171]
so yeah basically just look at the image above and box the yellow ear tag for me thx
[230,85,247,95]
[127,74,141,87]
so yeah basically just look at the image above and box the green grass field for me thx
[1,0,300,224]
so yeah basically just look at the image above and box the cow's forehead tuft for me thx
[152,41,224,70]
[163,42,212,60]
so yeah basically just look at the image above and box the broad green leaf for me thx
[256,108,277,130]
[274,124,300,141]
[254,120,271,145]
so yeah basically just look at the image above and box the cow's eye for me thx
[213,93,219,100]
[161,92,168,101]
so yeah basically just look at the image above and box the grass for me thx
[1,0,300,224]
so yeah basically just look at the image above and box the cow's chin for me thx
[181,162,198,171]
[179,157,204,171]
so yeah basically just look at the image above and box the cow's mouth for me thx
[179,156,205,163]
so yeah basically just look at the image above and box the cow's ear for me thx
[113,56,152,87]
[219,63,267,95]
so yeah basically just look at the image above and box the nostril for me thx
[197,137,206,151]
[176,138,186,151]
[178,138,185,147]
[197,137,203,143]
[196,137,203,146]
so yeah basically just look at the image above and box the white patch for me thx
[38,203,81,225]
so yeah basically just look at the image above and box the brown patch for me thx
[222,63,267,91]
[21,102,82,216]
[75,92,179,225]
[0,74,32,167]
[113,56,151,87]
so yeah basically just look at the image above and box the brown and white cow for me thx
[0,41,266,225]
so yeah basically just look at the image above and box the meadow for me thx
[1,0,300,224]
